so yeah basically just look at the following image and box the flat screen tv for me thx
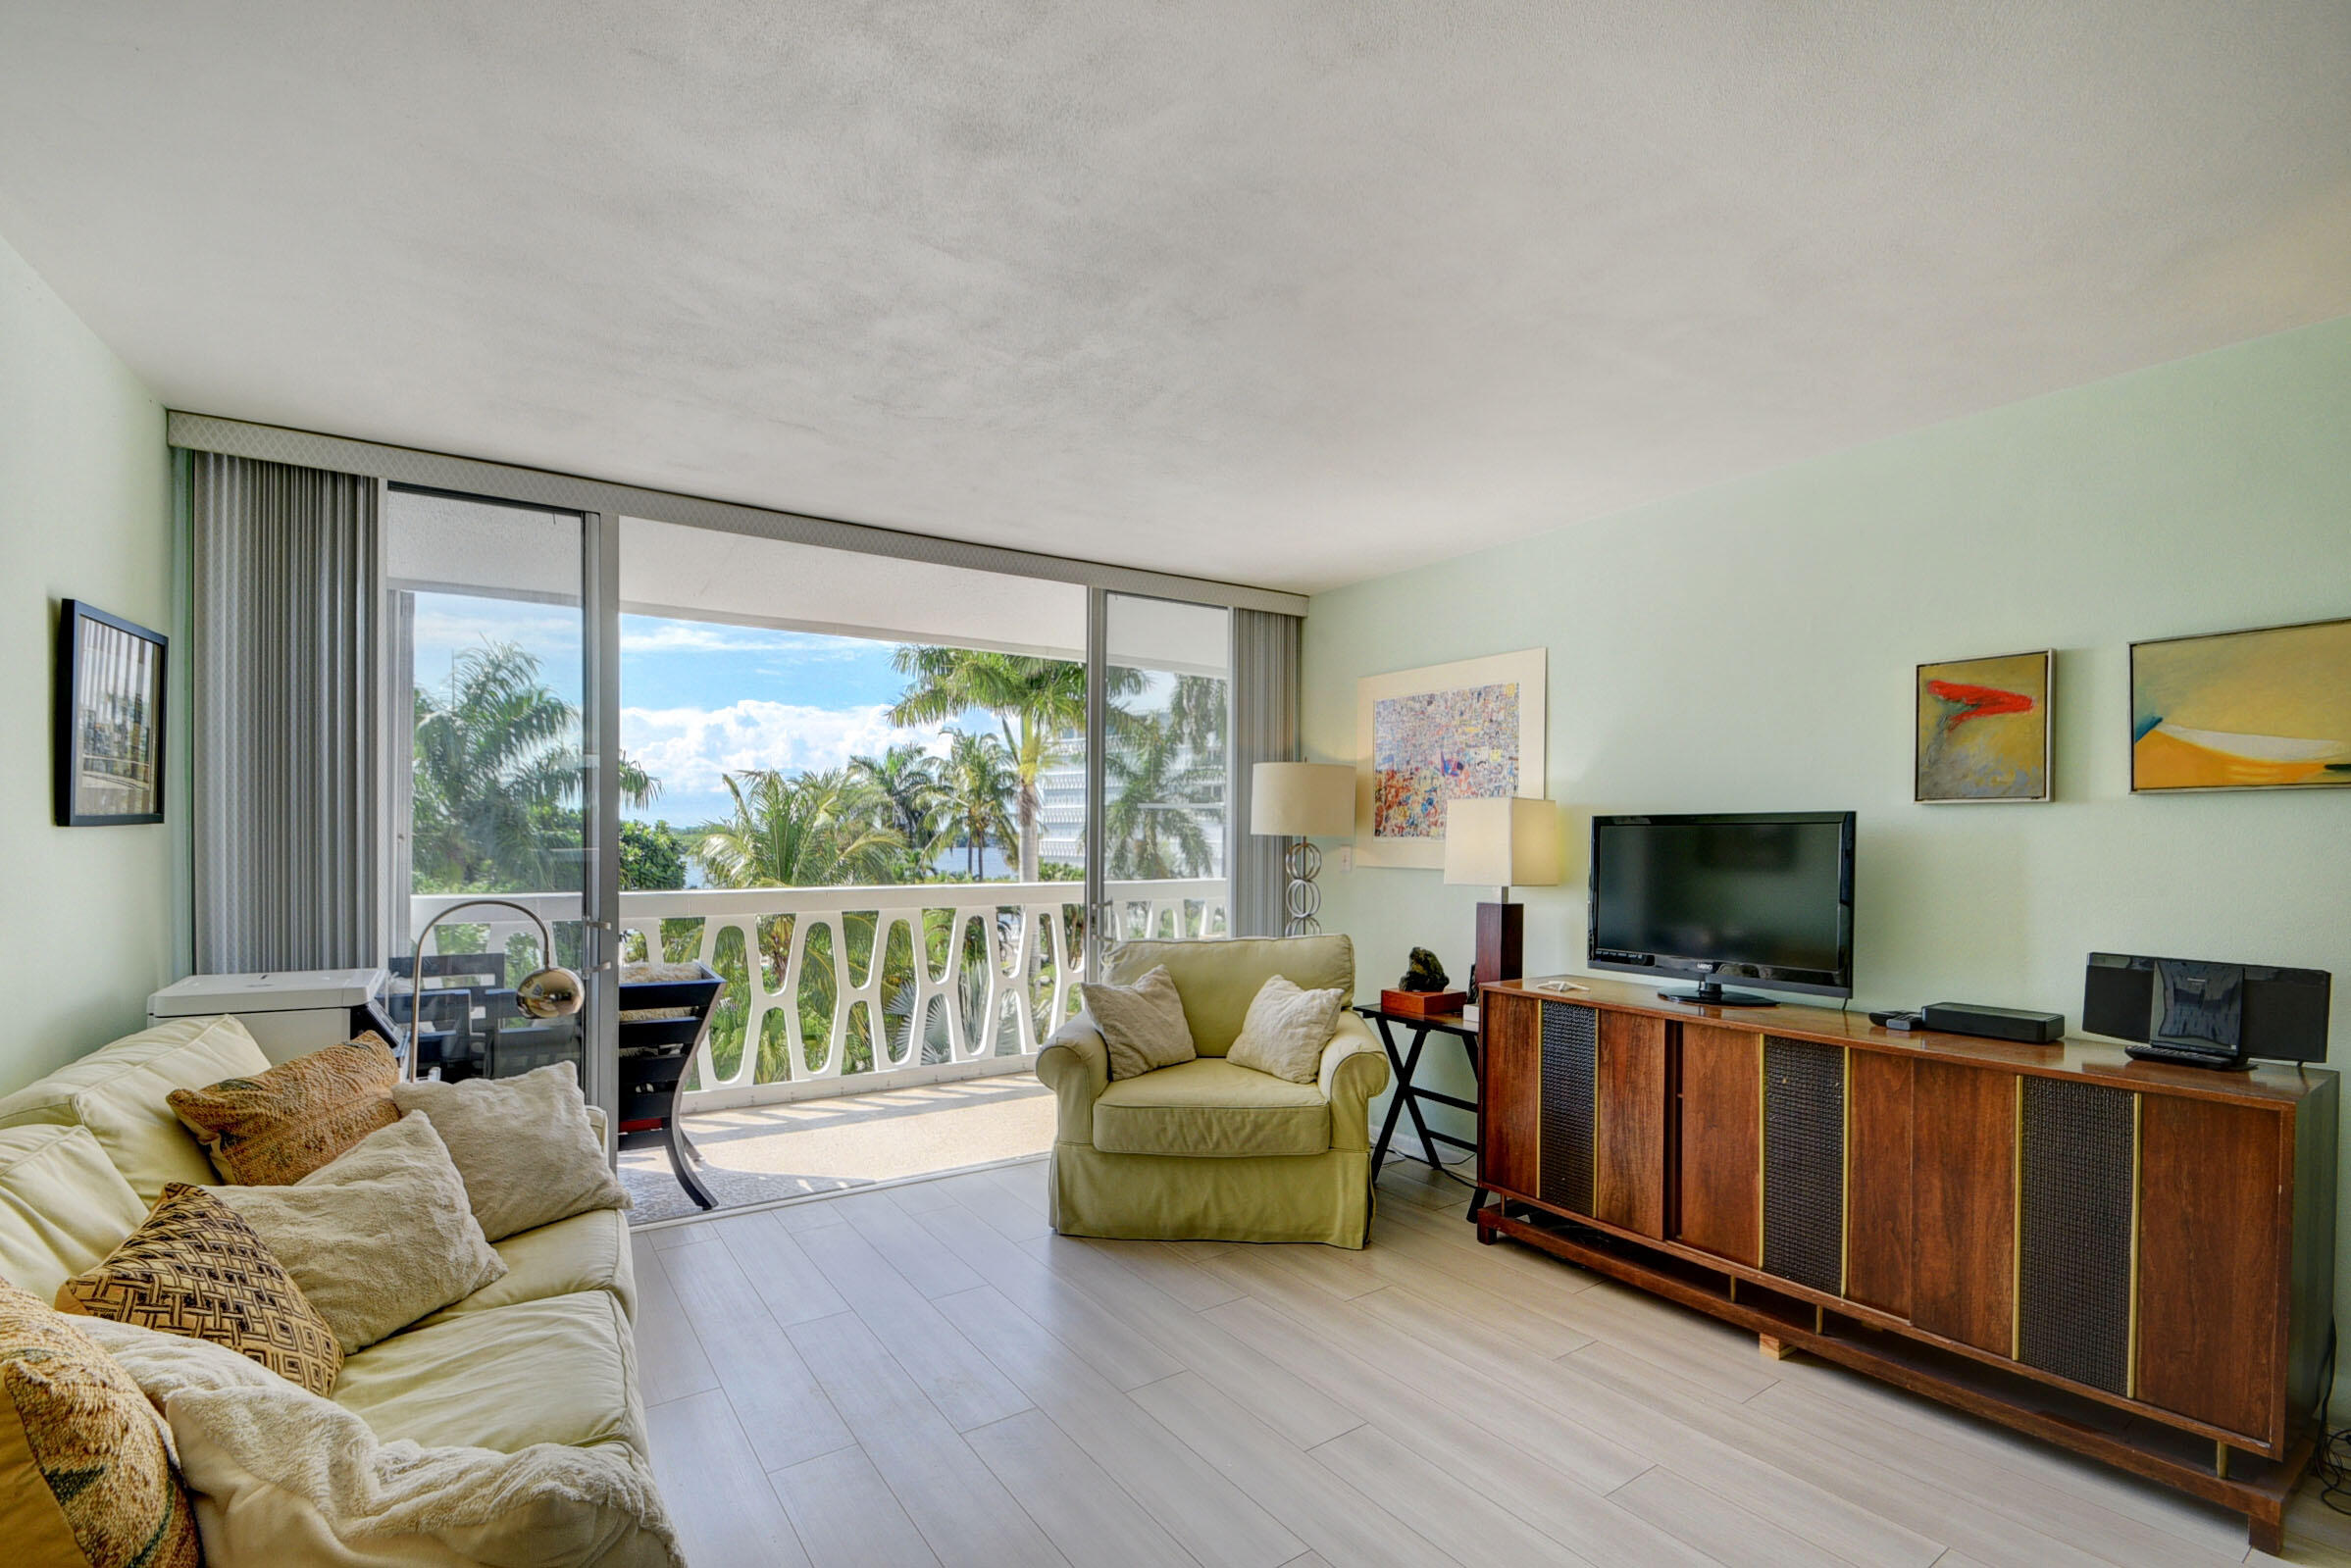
[1587,811,1856,1006]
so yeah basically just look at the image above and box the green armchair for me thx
[1037,935,1391,1247]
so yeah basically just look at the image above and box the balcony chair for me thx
[1038,935,1390,1248]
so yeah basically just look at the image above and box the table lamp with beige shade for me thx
[1443,796,1563,995]
[1249,761,1354,936]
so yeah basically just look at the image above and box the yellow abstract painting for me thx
[2131,618,2351,791]
[1916,650,2051,802]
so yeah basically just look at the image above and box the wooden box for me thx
[1380,987,1468,1018]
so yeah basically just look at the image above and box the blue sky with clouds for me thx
[410,594,978,829]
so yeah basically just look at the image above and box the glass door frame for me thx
[380,482,621,1144]
[1084,585,1239,971]
[581,510,621,1135]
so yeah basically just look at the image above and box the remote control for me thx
[1868,1009,1924,1031]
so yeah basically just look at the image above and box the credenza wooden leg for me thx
[1758,1333,1791,1361]
[2247,1500,2283,1556]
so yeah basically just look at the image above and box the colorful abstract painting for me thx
[1372,682,1521,838]
[1355,650,1545,868]
[1915,650,2051,803]
[2131,618,2351,792]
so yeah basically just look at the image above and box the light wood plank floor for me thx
[635,1156,2351,1568]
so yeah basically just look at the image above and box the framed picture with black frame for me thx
[54,599,168,826]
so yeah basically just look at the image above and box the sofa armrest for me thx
[1319,1012,1391,1153]
[1037,1017,1110,1141]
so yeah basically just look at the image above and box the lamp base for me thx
[1472,901,1523,996]
[1283,840,1323,936]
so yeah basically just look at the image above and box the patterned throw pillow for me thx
[1078,964,1199,1081]
[55,1184,343,1396]
[0,1278,199,1568]
[167,1034,400,1185]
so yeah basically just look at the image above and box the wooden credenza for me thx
[1474,976,2337,1551]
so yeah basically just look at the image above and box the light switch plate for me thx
[1334,846,1353,874]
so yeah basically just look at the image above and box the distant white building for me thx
[1037,752,1087,868]
[1035,727,1227,876]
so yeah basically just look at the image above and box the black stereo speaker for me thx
[2082,952,2331,1067]
[1918,1002,2065,1044]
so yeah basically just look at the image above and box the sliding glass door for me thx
[383,486,613,1097]
[1097,592,1233,949]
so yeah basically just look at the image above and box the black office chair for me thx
[387,952,508,1081]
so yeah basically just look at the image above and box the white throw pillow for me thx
[391,1064,629,1242]
[208,1112,506,1353]
[1227,975,1347,1084]
[78,1316,684,1568]
[1078,964,1199,1080]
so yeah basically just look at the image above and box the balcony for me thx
[409,878,1228,1215]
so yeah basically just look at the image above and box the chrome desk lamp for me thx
[403,898,584,1080]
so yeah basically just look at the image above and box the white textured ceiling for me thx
[3,4,2348,594]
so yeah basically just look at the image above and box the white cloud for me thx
[618,622,878,658]
[621,700,949,803]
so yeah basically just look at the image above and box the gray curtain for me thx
[191,452,380,971]
[1229,607,1303,938]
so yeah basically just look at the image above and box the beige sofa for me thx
[0,1016,649,1556]
[1039,936,1391,1247]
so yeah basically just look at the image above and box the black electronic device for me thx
[1918,1002,2066,1044]
[1868,1009,1924,1031]
[2081,952,2331,1069]
[1587,811,1856,1007]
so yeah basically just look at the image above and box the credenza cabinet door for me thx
[1594,1013,1668,1238]
[2136,1096,2285,1443]
[1844,1051,1915,1317]
[1481,990,1542,1199]
[1911,1061,2017,1356]
[1675,1023,1762,1267]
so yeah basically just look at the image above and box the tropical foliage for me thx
[619,820,689,890]
[692,768,905,890]
[934,730,1017,878]
[411,641,656,892]
[888,647,1144,880]
[1104,711,1223,879]
[847,743,949,879]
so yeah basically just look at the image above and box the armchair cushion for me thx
[1107,936,1354,1055]
[1227,976,1347,1084]
[1092,1059,1331,1158]
[1076,965,1197,1081]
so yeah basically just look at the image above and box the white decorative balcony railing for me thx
[407,879,1227,1108]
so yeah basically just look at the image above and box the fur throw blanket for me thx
[80,1319,683,1568]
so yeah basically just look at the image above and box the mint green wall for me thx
[0,229,176,1087]
[1306,315,2351,1376]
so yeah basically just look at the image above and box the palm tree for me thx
[688,768,909,1082]
[690,768,904,890]
[412,640,655,890]
[935,730,1017,879]
[1104,712,1221,880]
[849,743,947,876]
[1165,673,1227,758]
[889,647,1140,880]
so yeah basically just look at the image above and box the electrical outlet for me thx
[1334,846,1353,874]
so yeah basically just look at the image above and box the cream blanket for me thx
[80,1320,683,1568]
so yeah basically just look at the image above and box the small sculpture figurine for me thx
[1399,947,1450,993]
